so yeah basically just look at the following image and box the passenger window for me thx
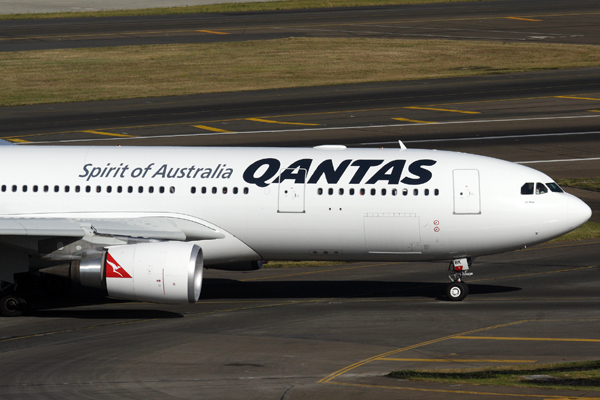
[191,187,196,194]
[392,189,397,196]
[85,186,90,193]
[233,187,238,194]
[212,187,217,194]
[244,188,249,194]
[222,187,227,194]
[1,185,5,192]
[339,188,344,195]
[34,185,39,193]
[381,189,386,196]
[328,188,333,195]
[22,185,27,192]
[434,189,439,196]
[521,182,534,195]
[201,187,207,194]
[106,186,112,193]
[536,183,548,195]
[12,185,17,192]
[349,188,355,195]
[317,188,323,195]
[159,186,165,193]
[117,186,123,193]
[170,186,175,194]
[360,188,365,196]
[96,186,101,193]
[424,189,429,196]
[402,189,408,196]
[75,186,80,193]
[370,188,376,196]
[64,185,70,193]
[546,182,564,193]
[54,185,59,193]
[138,186,143,193]
[128,186,133,193]
[149,186,154,193]
[413,189,419,196]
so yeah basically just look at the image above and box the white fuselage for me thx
[0,146,591,266]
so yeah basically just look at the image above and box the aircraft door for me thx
[277,168,306,213]
[453,169,481,214]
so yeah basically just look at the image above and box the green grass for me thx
[262,261,349,268]
[557,178,600,192]
[548,222,600,243]
[389,360,600,391]
[1,0,484,20]
[3,38,600,106]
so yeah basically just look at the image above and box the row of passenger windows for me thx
[521,182,563,195]
[317,187,440,196]
[0,184,251,195]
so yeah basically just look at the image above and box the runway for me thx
[1,0,599,399]
[0,0,599,52]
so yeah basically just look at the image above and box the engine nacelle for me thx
[72,242,203,304]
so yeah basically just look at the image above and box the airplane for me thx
[0,142,592,316]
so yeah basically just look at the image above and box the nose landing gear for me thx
[446,257,473,301]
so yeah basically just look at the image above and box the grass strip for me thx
[263,261,349,268]
[3,38,600,107]
[548,222,600,243]
[557,178,600,192]
[1,0,484,20]
[389,360,600,391]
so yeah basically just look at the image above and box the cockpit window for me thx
[521,182,534,195]
[546,182,564,193]
[536,183,548,195]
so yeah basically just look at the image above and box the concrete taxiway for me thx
[0,240,599,399]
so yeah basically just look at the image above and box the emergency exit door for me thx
[453,169,480,214]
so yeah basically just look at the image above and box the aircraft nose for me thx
[567,196,592,229]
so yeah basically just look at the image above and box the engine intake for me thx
[70,242,203,304]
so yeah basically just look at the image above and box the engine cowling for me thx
[73,242,203,304]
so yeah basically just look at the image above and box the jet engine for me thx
[71,242,203,304]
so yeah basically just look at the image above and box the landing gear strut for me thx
[446,257,473,302]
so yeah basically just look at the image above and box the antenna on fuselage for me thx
[398,140,407,150]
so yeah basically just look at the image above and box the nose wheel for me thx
[446,257,473,302]
[446,281,469,301]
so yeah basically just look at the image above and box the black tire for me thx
[0,293,27,317]
[446,282,468,302]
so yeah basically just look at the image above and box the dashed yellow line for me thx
[393,118,437,124]
[404,106,480,114]
[556,96,600,101]
[505,17,543,22]
[196,30,229,35]
[81,130,133,137]
[456,336,600,343]
[379,358,536,363]
[5,138,30,143]
[193,125,234,133]
[246,118,320,126]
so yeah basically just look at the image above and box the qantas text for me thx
[243,158,436,187]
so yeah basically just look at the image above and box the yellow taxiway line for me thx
[404,106,480,114]
[505,17,542,22]
[393,117,437,124]
[246,118,320,126]
[81,130,133,137]
[193,125,234,133]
